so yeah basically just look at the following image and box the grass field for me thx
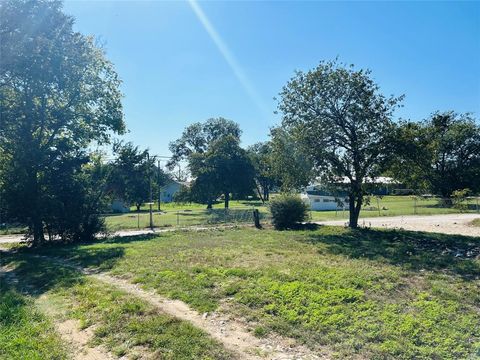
[15,226,479,359]
[0,279,67,359]
[105,201,269,231]
[103,196,480,231]
[0,253,232,359]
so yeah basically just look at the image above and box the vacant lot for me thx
[0,253,232,359]
[102,196,480,232]
[4,226,477,359]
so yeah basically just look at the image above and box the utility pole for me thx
[147,152,153,230]
[157,159,161,211]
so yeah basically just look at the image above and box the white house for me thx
[301,185,349,211]
[301,176,399,211]
[160,180,185,203]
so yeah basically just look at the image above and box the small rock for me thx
[202,312,208,319]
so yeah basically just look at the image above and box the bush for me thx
[452,188,471,212]
[269,194,308,230]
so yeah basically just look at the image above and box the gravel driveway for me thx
[316,213,480,237]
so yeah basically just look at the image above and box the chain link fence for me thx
[104,206,271,231]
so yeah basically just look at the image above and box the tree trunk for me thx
[206,199,212,209]
[224,192,230,209]
[29,166,45,246]
[136,204,141,212]
[255,182,265,203]
[32,217,45,246]
[348,194,357,228]
[348,193,363,228]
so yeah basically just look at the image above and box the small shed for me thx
[301,187,349,211]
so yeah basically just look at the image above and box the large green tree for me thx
[109,142,169,211]
[189,135,255,208]
[276,60,402,228]
[269,127,314,192]
[247,142,277,202]
[388,112,480,197]
[0,0,125,245]
[167,117,241,168]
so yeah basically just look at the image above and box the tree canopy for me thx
[167,117,241,168]
[276,60,402,227]
[0,0,125,244]
[388,111,480,197]
[189,135,255,208]
[247,142,279,202]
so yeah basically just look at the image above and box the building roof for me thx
[314,176,398,185]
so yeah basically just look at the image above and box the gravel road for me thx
[316,213,480,237]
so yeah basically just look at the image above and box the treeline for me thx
[1,0,479,246]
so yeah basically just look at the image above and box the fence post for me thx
[253,208,261,228]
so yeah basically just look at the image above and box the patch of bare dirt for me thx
[37,255,329,360]
[317,213,480,237]
[1,266,116,360]
[103,274,327,360]
[53,317,113,360]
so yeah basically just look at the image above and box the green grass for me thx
[0,225,27,235]
[133,199,265,212]
[105,201,269,231]
[102,196,480,231]
[33,226,480,359]
[0,278,67,359]
[1,254,232,359]
[471,218,480,227]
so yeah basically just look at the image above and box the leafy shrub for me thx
[269,194,308,230]
[452,188,470,212]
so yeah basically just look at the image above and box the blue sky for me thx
[64,0,480,157]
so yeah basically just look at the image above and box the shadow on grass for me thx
[306,228,480,279]
[104,233,159,244]
[1,252,86,297]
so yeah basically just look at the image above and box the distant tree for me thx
[247,142,279,202]
[0,0,125,245]
[189,135,255,208]
[167,117,241,168]
[172,185,193,204]
[277,60,403,228]
[269,127,314,192]
[187,171,222,209]
[110,142,168,211]
[388,112,480,197]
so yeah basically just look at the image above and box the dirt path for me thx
[35,255,327,360]
[0,266,115,360]
[316,213,480,237]
[45,315,114,360]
